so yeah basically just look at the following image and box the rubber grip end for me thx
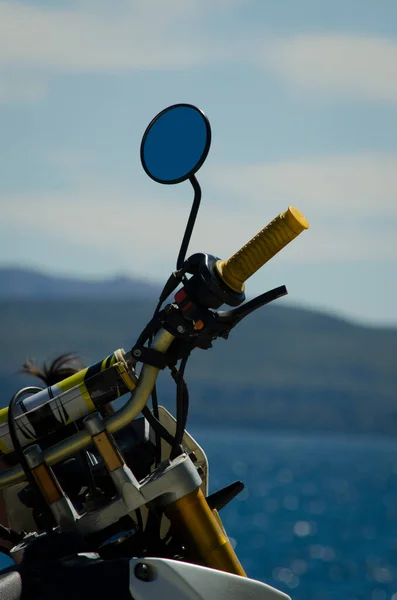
[285,206,309,234]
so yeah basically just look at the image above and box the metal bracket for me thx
[70,453,201,536]
[71,452,201,536]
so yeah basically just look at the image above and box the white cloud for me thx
[0,0,237,71]
[209,153,397,216]
[1,3,397,109]
[207,152,397,262]
[260,34,397,105]
[0,189,225,278]
[2,151,397,279]
[0,182,314,285]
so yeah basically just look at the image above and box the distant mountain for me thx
[0,267,159,299]
[1,295,396,436]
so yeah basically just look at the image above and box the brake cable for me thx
[7,387,54,533]
[170,353,190,459]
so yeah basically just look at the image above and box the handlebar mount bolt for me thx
[133,349,142,358]
[177,325,186,334]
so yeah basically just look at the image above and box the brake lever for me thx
[216,285,287,332]
[136,286,288,359]
[188,285,287,350]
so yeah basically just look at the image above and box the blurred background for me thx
[0,1,397,599]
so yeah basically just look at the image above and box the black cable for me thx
[141,406,174,447]
[176,374,189,446]
[180,384,189,439]
[150,387,162,464]
[147,326,160,424]
[151,384,160,421]
[7,387,54,533]
[151,392,162,466]
[170,355,190,459]
[147,299,165,466]
[143,507,162,550]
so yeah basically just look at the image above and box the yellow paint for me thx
[166,488,246,577]
[92,431,124,472]
[0,437,9,455]
[116,363,137,392]
[57,368,89,393]
[212,508,227,535]
[78,382,95,414]
[32,464,62,504]
[0,408,8,425]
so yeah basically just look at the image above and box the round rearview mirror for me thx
[140,103,211,185]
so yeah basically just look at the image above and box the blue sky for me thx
[0,0,396,326]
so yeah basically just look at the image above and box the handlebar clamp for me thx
[131,346,170,370]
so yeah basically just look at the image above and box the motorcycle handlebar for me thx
[0,329,175,489]
[215,206,309,293]
[0,208,308,488]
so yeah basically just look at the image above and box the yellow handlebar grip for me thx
[215,206,309,293]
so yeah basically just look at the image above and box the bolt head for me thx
[133,348,142,357]
[134,562,154,582]
[177,325,186,334]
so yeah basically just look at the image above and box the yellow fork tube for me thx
[166,487,246,577]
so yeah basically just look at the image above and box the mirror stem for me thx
[176,175,202,269]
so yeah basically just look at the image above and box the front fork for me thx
[165,486,246,577]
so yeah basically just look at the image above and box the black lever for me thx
[206,481,245,512]
[217,285,288,331]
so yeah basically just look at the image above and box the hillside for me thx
[1,297,396,436]
[0,267,158,299]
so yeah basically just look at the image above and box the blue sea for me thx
[193,429,397,600]
[2,429,397,600]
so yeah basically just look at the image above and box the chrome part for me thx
[80,453,200,534]
[84,413,105,436]
[129,557,291,600]
[82,453,199,536]
[77,453,200,537]
[7,451,201,540]
[140,453,202,507]
[0,328,175,489]
[24,444,44,469]
[110,465,143,508]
